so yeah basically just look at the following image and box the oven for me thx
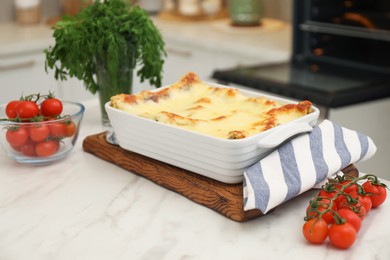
[212,0,390,116]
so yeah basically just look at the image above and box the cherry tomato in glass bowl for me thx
[0,101,84,164]
[28,124,50,142]
[48,122,66,138]
[40,98,63,117]
[5,100,19,119]
[64,121,76,137]
[21,140,37,157]
[6,127,29,148]
[35,140,60,157]
[16,100,40,120]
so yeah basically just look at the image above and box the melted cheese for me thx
[110,72,313,139]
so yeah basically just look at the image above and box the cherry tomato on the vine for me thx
[5,100,19,118]
[362,181,387,208]
[16,101,39,119]
[40,98,63,117]
[303,174,386,250]
[349,191,372,214]
[318,189,337,199]
[317,187,344,210]
[329,222,357,249]
[335,179,358,194]
[357,194,372,213]
[302,218,328,244]
[338,198,367,220]
[337,208,362,232]
[306,198,336,224]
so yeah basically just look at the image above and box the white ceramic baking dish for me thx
[105,83,320,183]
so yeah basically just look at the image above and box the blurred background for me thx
[0,0,291,23]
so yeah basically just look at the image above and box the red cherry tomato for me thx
[306,198,336,224]
[317,189,337,199]
[16,101,39,120]
[35,140,60,157]
[362,180,387,208]
[335,179,358,194]
[21,140,37,157]
[302,218,329,244]
[49,123,66,138]
[343,191,372,214]
[329,222,357,249]
[40,98,63,117]
[358,194,373,213]
[10,143,22,152]
[337,208,362,232]
[64,121,76,137]
[6,127,29,147]
[5,100,19,118]
[338,198,367,220]
[317,188,345,208]
[28,125,50,142]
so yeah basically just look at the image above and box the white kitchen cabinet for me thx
[0,51,96,104]
[0,52,57,104]
[162,42,215,85]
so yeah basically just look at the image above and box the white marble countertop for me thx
[1,98,390,260]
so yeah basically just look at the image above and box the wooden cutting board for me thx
[82,132,262,222]
[82,132,358,222]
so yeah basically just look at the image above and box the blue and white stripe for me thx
[243,119,376,214]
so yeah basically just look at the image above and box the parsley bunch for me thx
[44,0,166,94]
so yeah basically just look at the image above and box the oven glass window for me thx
[309,32,390,70]
[297,0,390,73]
[310,0,390,30]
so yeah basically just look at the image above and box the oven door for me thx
[212,0,390,109]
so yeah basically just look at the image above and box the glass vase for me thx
[95,47,135,126]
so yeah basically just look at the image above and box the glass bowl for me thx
[0,101,85,164]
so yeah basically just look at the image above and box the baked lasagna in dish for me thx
[110,72,314,139]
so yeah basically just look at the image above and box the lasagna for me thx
[110,72,313,139]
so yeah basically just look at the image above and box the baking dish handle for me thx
[257,123,314,148]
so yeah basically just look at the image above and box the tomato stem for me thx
[305,173,386,224]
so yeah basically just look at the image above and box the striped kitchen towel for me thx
[243,119,377,214]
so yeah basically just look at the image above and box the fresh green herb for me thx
[44,0,166,94]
